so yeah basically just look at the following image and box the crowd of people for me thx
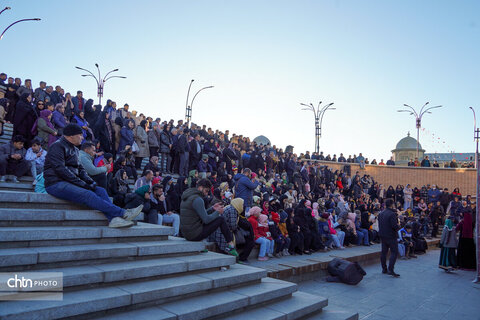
[0,73,476,267]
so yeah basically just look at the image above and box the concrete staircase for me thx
[0,189,357,320]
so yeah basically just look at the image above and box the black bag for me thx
[414,237,428,254]
[234,228,250,245]
[326,258,366,285]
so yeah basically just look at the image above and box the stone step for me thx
[0,182,34,192]
[0,223,174,248]
[92,276,297,320]
[0,190,93,210]
[0,239,206,270]
[22,251,237,290]
[0,208,145,227]
[0,208,108,227]
[304,309,359,320]
[0,265,275,320]
[219,291,329,320]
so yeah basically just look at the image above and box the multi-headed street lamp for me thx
[75,64,126,106]
[397,102,443,158]
[301,101,335,154]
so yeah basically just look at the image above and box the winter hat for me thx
[321,213,330,219]
[230,198,244,214]
[248,206,262,217]
[63,124,83,136]
[271,211,280,224]
[202,154,209,160]
[135,185,150,197]
[258,214,268,226]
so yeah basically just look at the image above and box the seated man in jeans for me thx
[180,178,238,257]
[150,184,180,236]
[0,135,31,183]
[44,124,143,228]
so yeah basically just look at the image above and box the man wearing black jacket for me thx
[378,198,401,277]
[44,124,143,228]
[177,128,190,176]
[189,133,202,172]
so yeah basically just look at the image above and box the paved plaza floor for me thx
[297,249,480,320]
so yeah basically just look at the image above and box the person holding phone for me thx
[180,178,238,257]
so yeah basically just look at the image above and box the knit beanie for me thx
[63,124,83,136]
[258,214,268,226]
[135,185,150,197]
[248,206,262,217]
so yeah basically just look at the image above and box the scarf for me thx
[114,169,128,194]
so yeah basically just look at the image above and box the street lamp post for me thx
[185,79,194,124]
[184,81,214,125]
[75,64,126,106]
[397,102,443,158]
[1,18,41,40]
[301,101,335,154]
[469,107,480,283]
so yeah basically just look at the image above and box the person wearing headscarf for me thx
[456,209,475,270]
[166,176,187,213]
[94,110,115,156]
[208,198,247,256]
[12,93,37,147]
[134,119,150,169]
[108,169,131,207]
[71,111,89,139]
[294,200,313,254]
[188,169,198,188]
[124,185,153,220]
[248,207,274,261]
[439,217,458,272]
[81,99,96,124]
[32,110,57,150]
[51,103,67,136]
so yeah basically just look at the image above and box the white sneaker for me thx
[123,204,143,221]
[0,176,5,183]
[267,253,274,258]
[109,217,134,228]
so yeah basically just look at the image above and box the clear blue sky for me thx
[2,0,479,161]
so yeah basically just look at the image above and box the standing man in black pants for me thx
[378,198,401,277]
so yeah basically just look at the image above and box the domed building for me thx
[253,135,271,146]
[392,132,425,166]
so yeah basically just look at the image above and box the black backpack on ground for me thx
[326,258,366,285]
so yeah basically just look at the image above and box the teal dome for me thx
[253,135,271,146]
[395,132,422,150]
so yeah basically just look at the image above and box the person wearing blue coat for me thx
[234,168,259,209]
[118,119,135,153]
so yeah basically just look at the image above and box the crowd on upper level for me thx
[0,72,476,267]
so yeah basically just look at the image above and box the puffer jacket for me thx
[43,136,94,188]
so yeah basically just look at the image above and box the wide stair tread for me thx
[92,277,297,320]
[11,251,236,289]
[0,264,273,320]
[0,223,173,242]
[0,239,206,268]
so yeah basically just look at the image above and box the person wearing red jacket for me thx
[248,207,274,261]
